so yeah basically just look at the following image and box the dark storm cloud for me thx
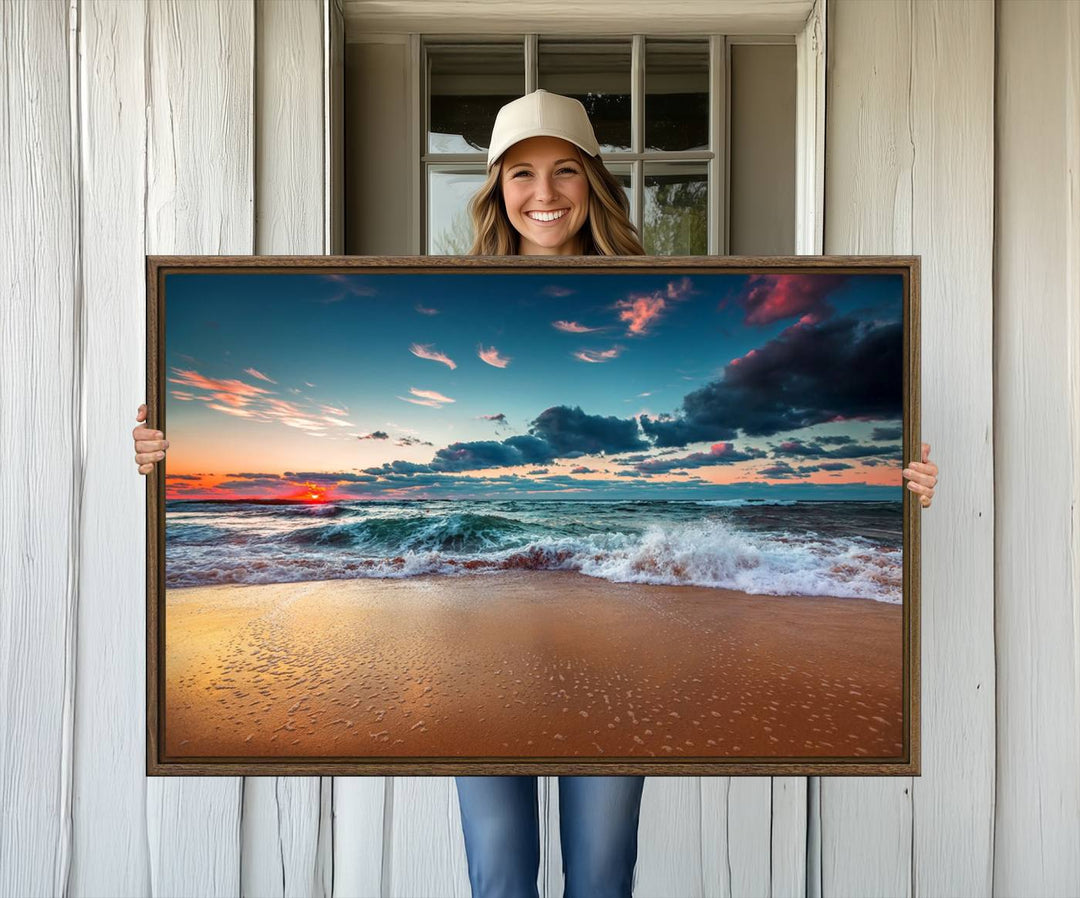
[735,273,847,326]
[284,471,380,484]
[818,462,854,471]
[358,431,390,440]
[640,315,902,447]
[633,442,767,474]
[362,406,647,478]
[758,461,808,479]
[226,472,286,479]
[359,460,437,476]
[529,405,648,456]
[815,435,855,445]
[871,426,902,441]
[771,439,898,461]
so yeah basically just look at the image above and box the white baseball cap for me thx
[486,89,601,169]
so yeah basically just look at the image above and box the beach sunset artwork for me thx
[156,262,914,769]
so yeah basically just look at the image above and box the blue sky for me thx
[163,269,907,501]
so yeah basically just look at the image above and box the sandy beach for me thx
[164,571,904,759]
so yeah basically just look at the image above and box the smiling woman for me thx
[466,89,644,257]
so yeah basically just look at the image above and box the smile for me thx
[526,209,568,222]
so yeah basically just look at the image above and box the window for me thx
[422,35,793,257]
[341,33,798,256]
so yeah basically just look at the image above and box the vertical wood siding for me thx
[70,1,152,896]
[994,1,1080,892]
[244,3,331,898]
[143,0,253,894]
[0,1,78,896]
[824,2,997,896]
[1,1,1077,897]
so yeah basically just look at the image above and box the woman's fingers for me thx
[134,404,168,473]
[135,438,169,452]
[905,479,934,507]
[902,466,935,486]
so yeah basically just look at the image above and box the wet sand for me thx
[164,571,904,759]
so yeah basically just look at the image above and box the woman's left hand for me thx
[902,442,938,508]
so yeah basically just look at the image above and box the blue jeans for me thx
[454,775,646,898]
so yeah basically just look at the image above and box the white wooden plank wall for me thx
[0,2,79,897]
[71,0,152,895]
[823,5,916,890]
[2,1,1079,897]
[142,0,252,891]
[824,2,996,896]
[245,3,333,898]
[994,1,1080,893]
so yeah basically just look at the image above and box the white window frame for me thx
[394,0,826,256]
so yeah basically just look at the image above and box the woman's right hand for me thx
[133,403,169,475]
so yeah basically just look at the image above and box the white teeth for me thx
[527,209,567,222]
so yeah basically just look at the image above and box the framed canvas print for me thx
[145,255,920,777]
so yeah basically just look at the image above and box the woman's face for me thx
[499,136,590,255]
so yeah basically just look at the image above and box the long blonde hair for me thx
[467,150,645,256]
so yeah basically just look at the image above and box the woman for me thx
[132,90,940,897]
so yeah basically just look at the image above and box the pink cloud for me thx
[168,366,359,436]
[409,343,457,370]
[478,345,511,368]
[244,367,277,383]
[614,277,695,336]
[206,404,255,418]
[168,368,274,401]
[552,320,600,333]
[573,347,622,364]
[416,304,439,315]
[399,387,455,407]
[729,348,758,367]
[738,274,845,326]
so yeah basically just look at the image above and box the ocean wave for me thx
[280,511,537,553]
[166,518,901,603]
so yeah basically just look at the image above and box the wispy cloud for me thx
[573,347,622,364]
[244,367,277,383]
[409,343,457,370]
[168,366,361,437]
[317,274,378,304]
[542,285,575,298]
[553,320,601,333]
[168,368,275,402]
[478,344,511,368]
[398,387,455,407]
[416,304,439,316]
[614,276,695,336]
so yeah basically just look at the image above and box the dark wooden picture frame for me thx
[146,255,920,777]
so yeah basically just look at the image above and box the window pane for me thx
[428,44,524,154]
[603,163,634,221]
[645,40,709,152]
[643,163,708,255]
[538,40,631,153]
[428,167,487,254]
